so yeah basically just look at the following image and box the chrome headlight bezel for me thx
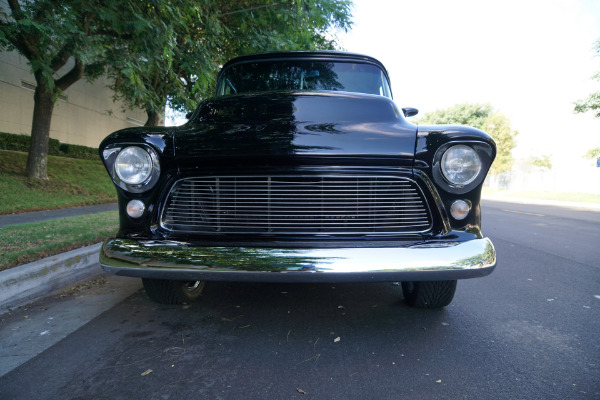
[102,145,160,193]
[432,142,494,194]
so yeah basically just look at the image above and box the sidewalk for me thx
[0,203,117,228]
[0,271,142,378]
[0,202,142,377]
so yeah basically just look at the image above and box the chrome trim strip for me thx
[100,238,496,283]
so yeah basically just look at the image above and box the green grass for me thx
[0,211,118,271]
[483,189,600,204]
[0,150,117,214]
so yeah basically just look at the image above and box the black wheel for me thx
[142,278,206,305]
[401,280,457,308]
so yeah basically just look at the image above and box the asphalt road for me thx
[1,200,599,399]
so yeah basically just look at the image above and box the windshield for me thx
[217,60,392,98]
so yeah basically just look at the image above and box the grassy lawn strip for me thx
[0,150,116,215]
[483,189,600,204]
[0,211,118,272]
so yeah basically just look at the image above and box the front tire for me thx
[401,280,457,308]
[142,279,205,305]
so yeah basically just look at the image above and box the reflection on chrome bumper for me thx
[99,238,496,283]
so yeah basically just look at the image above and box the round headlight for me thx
[115,146,153,185]
[441,145,482,186]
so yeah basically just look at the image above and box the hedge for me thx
[0,132,98,160]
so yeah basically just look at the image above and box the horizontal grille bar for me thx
[161,175,432,235]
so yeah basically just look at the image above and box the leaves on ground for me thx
[60,277,109,298]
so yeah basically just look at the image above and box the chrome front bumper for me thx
[99,238,496,283]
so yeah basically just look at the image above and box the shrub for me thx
[0,132,98,160]
[0,132,30,152]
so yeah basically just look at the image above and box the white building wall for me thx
[0,50,156,148]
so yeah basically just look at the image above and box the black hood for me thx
[173,91,417,166]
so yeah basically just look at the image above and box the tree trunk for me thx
[145,110,161,127]
[25,84,56,180]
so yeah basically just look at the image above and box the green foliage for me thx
[584,147,600,159]
[574,92,600,118]
[530,154,552,170]
[574,40,600,118]
[0,132,98,160]
[0,211,118,271]
[0,132,36,152]
[57,142,98,160]
[417,103,492,128]
[108,0,354,123]
[0,150,115,214]
[0,1,132,98]
[417,103,518,175]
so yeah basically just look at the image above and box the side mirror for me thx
[185,112,193,119]
[402,107,419,118]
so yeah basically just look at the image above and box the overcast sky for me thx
[338,0,600,164]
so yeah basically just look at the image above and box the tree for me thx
[108,0,221,126]
[0,1,180,179]
[584,147,600,160]
[109,0,353,126]
[417,103,518,175]
[574,39,600,118]
[530,155,552,171]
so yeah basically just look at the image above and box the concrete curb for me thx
[0,243,102,313]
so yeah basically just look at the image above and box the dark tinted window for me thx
[217,61,392,98]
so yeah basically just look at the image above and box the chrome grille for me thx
[161,176,432,235]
